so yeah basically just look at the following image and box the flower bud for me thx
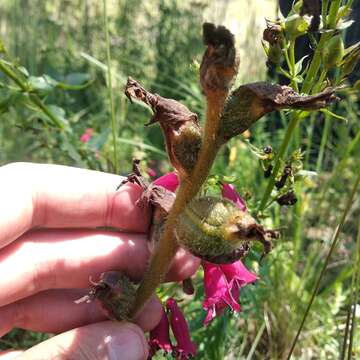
[75,271,137,321]
[175,196,277,264]
[200,23,239,98]
[285,14,310,40]
[322,35,345,70]
[218,82,339,143]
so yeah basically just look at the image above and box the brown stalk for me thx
[129,23,237,318]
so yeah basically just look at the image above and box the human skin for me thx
[0,163,200,360]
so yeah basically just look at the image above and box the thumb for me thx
[18,321,149,360]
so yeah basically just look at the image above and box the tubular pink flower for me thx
[148,307,172,357]
[147,168,157,178]
[221,183,247,211]
[166,298,197,359]
[80,128,94,143]
[202,261,241,326]
[153,172,179,192]
[220,261,258,289]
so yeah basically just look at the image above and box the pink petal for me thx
[147,168,157,178]
[220,261,258,289]
[202,262,241,326]
[221,183,247,211]
[166,298,197,359]
[148,307,172,356]
[80,133,91,143]
[153,172,179,193]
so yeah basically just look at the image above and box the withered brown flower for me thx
[125,78,202,178]
[219,82,339,143]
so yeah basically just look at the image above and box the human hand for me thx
[0,163,200,360]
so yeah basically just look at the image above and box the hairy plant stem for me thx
[0,60,64,129]
[286,170,360,360]
[103,0,118,174]
[130,94,226,318]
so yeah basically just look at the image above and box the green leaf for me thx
[320,108,348,123]
[28,75,54,94]
[294,55,309,76]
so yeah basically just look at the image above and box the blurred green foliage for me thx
[0,0,359,359]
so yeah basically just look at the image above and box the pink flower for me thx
[221,183,247,211]
[202,261,241,326]
[166,298,197,359]
[148,307,172,357]
[147,168,157,178]
[202,261,257,325]
[153,172,179,193]
[80,128,94,143]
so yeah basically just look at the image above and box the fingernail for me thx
[106,324,148,360]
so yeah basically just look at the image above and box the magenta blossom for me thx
[148,307,172,357]
[202,182,257,325]
[153,172,179,193]
[202,261,257,325]
[80,128,94,143]
[202,261,241,326]
[221,183,247,211]
[166,298,197,360]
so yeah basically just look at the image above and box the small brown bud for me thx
[276,190,298,206]
[76,271,137,321]
[263,20,283,46]
[200,23,239,98]
[182,277,195,295]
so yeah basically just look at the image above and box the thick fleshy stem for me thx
[129,93,226,318]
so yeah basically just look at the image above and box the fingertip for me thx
[110,183,151,233]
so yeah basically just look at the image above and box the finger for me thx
[0,162,150,249]
[0,289,162,337]
[0,229,199,306]
[0,351,25,359]
[19,321,149,360]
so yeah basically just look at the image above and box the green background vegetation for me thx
[0,0,359,359]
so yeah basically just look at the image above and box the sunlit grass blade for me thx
[102,0,118,174]
[286,170,360,359]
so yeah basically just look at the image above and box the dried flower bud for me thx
[218,82,339,143]
[275,165,292,189]
[264,164,273,178]
[182,277,195,295]
[125,78,202,178]
[322,35,345,70]
[175,197,277,264]
[200,23,239,98]
[263,22,282,45]
[75,271,137,321]
[276,190,298,206]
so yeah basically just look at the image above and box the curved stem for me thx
[130,94,226,317]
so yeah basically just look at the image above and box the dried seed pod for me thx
[125,78,202,178]
[218,82,339,143]
[200,23,239,98]
[276,190,298,206]
[75,271,137,321]
[175,196,278,264]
